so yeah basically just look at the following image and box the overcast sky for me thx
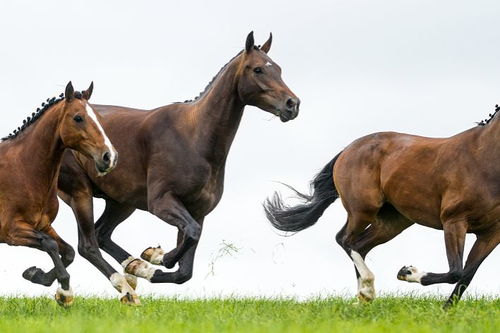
[0,0,498,301]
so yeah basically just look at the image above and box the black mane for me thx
[179,50,245,104]
[1,93,65,141]
[477,104,500,126]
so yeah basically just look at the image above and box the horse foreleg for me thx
[398,219,467,286]
[444,229,499,307]
[23,231,74,287]
[146,192,202,269]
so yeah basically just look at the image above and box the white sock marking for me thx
[121,256,135,269]
[402,266,427,283]
[110,272,136,296]
[351,250,376,300]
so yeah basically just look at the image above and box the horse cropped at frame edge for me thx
[57,32,300,303]
[0,82,118,307]
[265,106,500,307]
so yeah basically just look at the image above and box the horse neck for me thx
[191,58,245,164]
[15,105,65,187]
[477,116,500,161]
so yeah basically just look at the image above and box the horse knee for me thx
[62,246,76,266]
[186,223,201,243]
[78,243,99,260]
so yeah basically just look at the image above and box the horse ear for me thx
[245,31,254,53]
[83,81,94,100]
[65,81,74,101]
[260,33,272,54]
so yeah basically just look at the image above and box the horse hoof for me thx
[397,265,425,283]
[141,246,164,265]
[55,288,74,308]
[120,292,141,306]
[357,289,375,302]
[125,273,138,290]
[22,266,44,281]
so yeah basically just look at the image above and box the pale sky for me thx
[0,0,498,300]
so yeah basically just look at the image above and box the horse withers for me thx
[57,32,300,300]
[265,106,500,307]
[0,82,123,306]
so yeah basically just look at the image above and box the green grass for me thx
[0,296,497,333]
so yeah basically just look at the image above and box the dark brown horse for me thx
[56,32,300,300]
[265,106,500,306]
[0,82,117,306]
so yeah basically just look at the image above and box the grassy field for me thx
[0,296,497,333]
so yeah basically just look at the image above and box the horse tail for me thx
[264,152,342,232]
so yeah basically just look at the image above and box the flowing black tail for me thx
[264,152,341,232]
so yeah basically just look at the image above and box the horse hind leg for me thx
[336,211,378,302]
[337,204,413,302]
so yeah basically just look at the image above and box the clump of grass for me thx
[0,296,497,333]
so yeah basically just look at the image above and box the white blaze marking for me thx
[85,103,116,162]
[265,61,272,67]
[351,250,376,300]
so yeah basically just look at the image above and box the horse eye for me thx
[253,67,263,74]
[73,115,83,123]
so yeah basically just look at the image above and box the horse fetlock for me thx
[125,274,138,290]
[357,276,376,302]
[162,252,177,269]
[110,272,135,293]
[124,258,157,281]
[141,246,165,265]
[173,270,192,284]
[55,287,74,307]
[397,265,426,283]
[186,223,201,242]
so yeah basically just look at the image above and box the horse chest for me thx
[183,170,224,217]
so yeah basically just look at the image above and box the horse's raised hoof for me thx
[125,273,138,290]
[397,265,425,283]
[55,288,74,308]
[120,292,141,306]
[22,266,52,286]
[141,246,164,265]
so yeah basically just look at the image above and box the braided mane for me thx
[1,93,65,141]
[477,104,500,126]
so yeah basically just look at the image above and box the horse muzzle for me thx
[95,150,118,176]
[279,97,300,122]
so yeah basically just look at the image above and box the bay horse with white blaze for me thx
[57,32,300,300]
[0,82,118,306]
[265,106,500,307]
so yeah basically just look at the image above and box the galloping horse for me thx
[0,82,118,306]
[57,32,300,298]
[265,106,500,306]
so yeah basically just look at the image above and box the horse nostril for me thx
[286,98,297,109]
[103,152,111,163]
